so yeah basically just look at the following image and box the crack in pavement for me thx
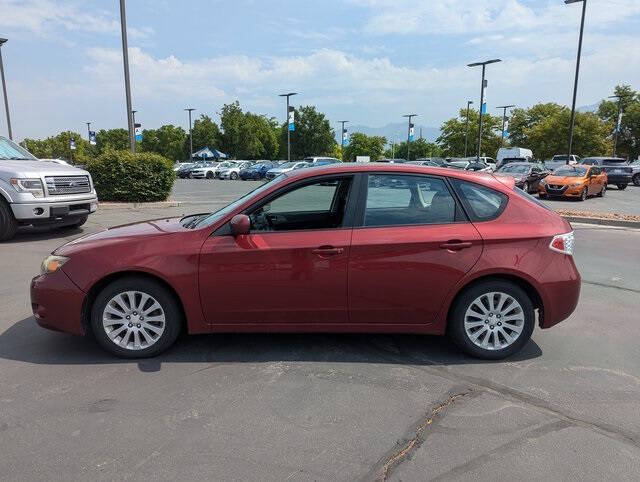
[368,390,473,481]
[582,279,640,294]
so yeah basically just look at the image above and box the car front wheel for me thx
[617,184,627,190]
[449,280,535,360]
[230,172,239,180]
[633,174,640,186]
[91,277,181,358]
[579,187,587,201]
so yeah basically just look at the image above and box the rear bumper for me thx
[539,257,581,329]
[31,268,86,335]
[11,196,98,222]
[605,174,632,184]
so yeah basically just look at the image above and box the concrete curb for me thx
[99,200,181,210]
[561,215,640,229]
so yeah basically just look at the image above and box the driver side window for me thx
[249,177,352,232]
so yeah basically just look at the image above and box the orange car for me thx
[538,164,607,201]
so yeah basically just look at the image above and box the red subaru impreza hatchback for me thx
[31,164,580,359]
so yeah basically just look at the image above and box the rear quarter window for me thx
[451,179,508,221]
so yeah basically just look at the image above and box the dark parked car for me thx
[581,157,633,190]
[32,164,580,361]
[239,161,275,180]
[496,162,549,193]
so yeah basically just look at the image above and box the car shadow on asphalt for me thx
[6,225,87,244]
[0,317,542,372]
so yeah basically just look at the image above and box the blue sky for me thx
[1,0,640,140]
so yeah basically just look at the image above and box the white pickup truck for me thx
[0,136,98,241]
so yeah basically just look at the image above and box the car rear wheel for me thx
[633,174,640,187]
[205,171,214,179]
[449,280,535,360]
[230,172,239,180]
[0,199,18,242]
[617,184,627,190]
[91,277,182,358]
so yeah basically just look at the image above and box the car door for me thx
[348,173,482,325]
[198,175,357,326]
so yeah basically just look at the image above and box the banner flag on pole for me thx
[342,128,348,146]
[481,79,488,115]
[288,108,295,132]
[135,126,142,141]
[69,138,76,150]
[89,131,97,145]
[409,125,415,142]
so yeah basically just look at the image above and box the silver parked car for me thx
[0,136,98,241]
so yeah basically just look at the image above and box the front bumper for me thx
[538,184,584,197]
[11,196,98,222]
[31,268,86,335]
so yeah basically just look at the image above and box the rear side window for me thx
[452,180,507,221]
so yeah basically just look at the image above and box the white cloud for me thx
[0,0,154,39]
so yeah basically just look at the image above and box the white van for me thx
[496,147,533,168]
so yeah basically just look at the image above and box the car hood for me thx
[55,217,187,256]
[0,159,91,178]
[543,175,585,185]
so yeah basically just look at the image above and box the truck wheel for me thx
[617,184,627,190]
[60,215,88,229]
[0,199,18,242]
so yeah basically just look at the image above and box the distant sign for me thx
[88,131,96,145]
[135,126,143,141]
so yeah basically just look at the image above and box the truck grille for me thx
[45,176,91,195]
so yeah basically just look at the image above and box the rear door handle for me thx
[439,241,473,251]
[311,246,344,256]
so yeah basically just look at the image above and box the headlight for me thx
[41,255,69,275]
[10,178,44,198]
[540,179,547,185]
[569,183,582,188]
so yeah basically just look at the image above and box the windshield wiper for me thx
[182,213,210,229]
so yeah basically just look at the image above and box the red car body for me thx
[31,164,580,343]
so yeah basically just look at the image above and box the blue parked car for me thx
[239,161,275,180]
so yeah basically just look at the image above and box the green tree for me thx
[597,84,640,159]
[508,103,610,159]
[437,108,503,158]
[219,101,245,157]
[218,101,280,159]
[141,125,188,161]
[21,131,90,163]
[190,114,221,153]
[96,128,130,154]
[384,138,442,160]
[342,132,387,161]
[279,105,335,159]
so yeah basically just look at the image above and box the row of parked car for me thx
[175,157,340,181]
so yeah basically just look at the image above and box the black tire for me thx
[523,182,530,193]
[59,215,88,229]
[230,172,239,180]
[538,193,547,199]
[617,184,627,190]
[0,199,18,242]
[448,280,535,360]
[633,174,640,187]
[598,184,605,197]
[188,172,194,179]
[579,187,587,201]
[205,171,214,179]
[90,277,182,358]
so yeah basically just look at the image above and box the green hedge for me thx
[86,149,175,202]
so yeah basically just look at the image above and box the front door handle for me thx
[312,246,344,256]
[440,241,473,251]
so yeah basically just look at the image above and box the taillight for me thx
[549,231,574,255]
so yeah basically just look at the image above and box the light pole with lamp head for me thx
[565,0,587,164]
[468,59,501,161]
[608,94,626,158]
[185,108,196,160]
[338,120,349,160]
[279,92,297,161]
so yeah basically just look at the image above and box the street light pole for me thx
[0,38,13,140]
[185,108,195,160]
[464,100,473,157]
[468,59,501,161]
[338,120,349,160]
[565,0,587,164]
[608,95,623,157]
[86,122,91,140]
[279,92,297,161]
[403,114,417,160]
[496,105,515,147]
[119,0,135,153]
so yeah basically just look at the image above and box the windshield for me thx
[499,164,530,174]
[0,137,38,160]
[553,166,587,177]
[279,162,298,168]
[552,155,569,160]
[192,174,286,228]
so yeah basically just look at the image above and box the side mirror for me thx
[230,214,250,236]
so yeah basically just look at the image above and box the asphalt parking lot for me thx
[1,179,640,480]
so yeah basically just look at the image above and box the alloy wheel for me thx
[102,291,166,351]
[464,292,525,351]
